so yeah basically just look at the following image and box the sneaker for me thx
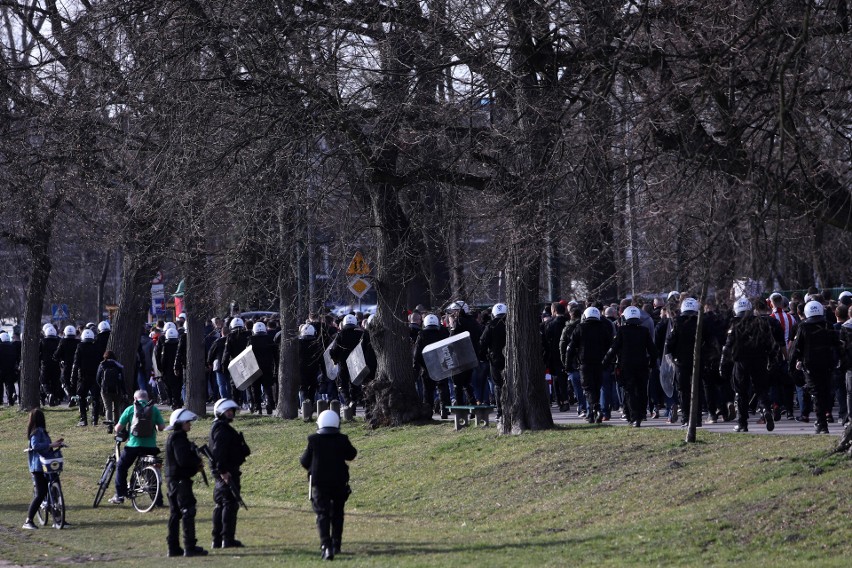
[706,415,717,424]
[734,424,748,433]
[726,402,736,422]
[22,520,37,530]
[321,545,334,561]
[77,420,88,427]
[651,408,659,419]
[108,495,125,505]
[815,423,829,434]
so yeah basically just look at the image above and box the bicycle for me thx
[34,443,67,529]
[93,438,162,513]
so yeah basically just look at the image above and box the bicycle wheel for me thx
[93,458,116,508]
[130,466,160,513]
[49,481,65,528]
[34,485,48,526]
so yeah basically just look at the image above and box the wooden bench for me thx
[445,405,497,430]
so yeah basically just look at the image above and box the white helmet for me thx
[214,398,239,418]
[0,332,9,343]
[667,291,680,301]
[804,300,824,319]
[166,408,198,430]
[583,307,601,320]
[81,329,96,342]
[448,300,470,314]
[317,409,340,430]
[229,317,245,330]
[252,322,267,335]
[178,312,187,320]
[839,291,852,300]
[165,327,179,340]
[299,323,316,338]
[680,298,700,313]
[342,314,358,328]
[423,314,440,328]
[43,324,57,337]
[623,306,642,321]
[63,325,77,337]
[97,321,111,333]
[85,322,97,330]
[491,303,507,317]
[164,321,177,331]
[733,297,752,316]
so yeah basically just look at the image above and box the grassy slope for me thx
[0,405,849,567]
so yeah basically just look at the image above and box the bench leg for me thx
[474,409,491,427]
[453,410,468,430]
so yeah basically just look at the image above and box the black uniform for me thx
[95,330,110,357]
[412,326,452,416]
[53,335,79,400]
[249,332,276,414]
[299,335,324,404]
[449,312,481,405]
[721,314,778,432]
[603,320,657,426]
[209,416,251,548]
[72,340,102,425]
[39,336,62,405]
[165,426,204,556]
[480,315,507,418]
[542,314,569,410]
[664,313,703,424]
[222,327,251,396]
[789,316,841,433]
[300,426,357,557]
[156,337,181,409]
[566,317,613,422]
[0,340,19,405]
[330,327,363,406]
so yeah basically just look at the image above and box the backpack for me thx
[131,400,154,438]
[101,364,122,394]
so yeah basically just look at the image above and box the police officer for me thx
[789,300,841,434]
[480,303,508,420]
[413,314,452,418]
[299,324,324,415]
[209,399,251,549]
[39,324,62,406]
[446,301,480,405]
[664,298,703,425]
[329,314,363,411]
[602,306,657,427]
[566,307,613,423]
[53,325,79,405]
[165,408,206,557]
[95,320,111,356]
[0,332,19,406]
[222,318,251,406]
[249,322,276,415]
[156,327,182,409]
[72,329,102,426]
[720,298,778,433]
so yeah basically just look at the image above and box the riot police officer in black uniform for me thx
[209,398,251,549]
[164,408,206,557]
[566,306,613,424]
[330,314,363,410]
[249,322,276,414]
[413,314,452,418]
[72,329,102,426]
[665,298,703,425]
[156,327,182,409]
[789,300,841,434]
[603,306,657,427]
[299,324,324,412]
[720,297,779,433]
[39,324,62,406]
[446,300,481,405]
[54,325,79,405]
[480,303,508,420]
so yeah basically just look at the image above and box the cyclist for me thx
[109,390,165,504]
[24,408,66,530]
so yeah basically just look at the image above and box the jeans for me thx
[215,371,231,400]
[569,371,587,412]
[796,385,813,417]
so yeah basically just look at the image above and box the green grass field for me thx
[0,405,849,567]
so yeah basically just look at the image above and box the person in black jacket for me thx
[560,305,587,417]
[300,410,357,561]
[222,318,251,405]
[165,408,206,557]
[664,298,704,426]
[249,322,276,415]
[53,325,79,406]
[209,399,251,549]
[72,329,102,426]
[329,314,363,410]
[95,321,111,357]
[156,327,182,409]
[603,307,657,427]
[480,304,508,420]
[39,324,62,406]
[298,324,324,412]
[0,331,19,406]
[446,300,480,405]
[566,307,613,423]
[789,300,841,434]
[721,297,779,433]
[97,350,127,432]
[413,314,452,418]
[542,302,570,412]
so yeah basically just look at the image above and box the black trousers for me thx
[619,365,649,424]
[167,478,197,550]
[311,484,350,550]
[451,369,477,405]
[733,360,771,426]
[804,368,832,427]
[27,471,48,521]
[579,364,603,410]
[490,364,505,417]
[212,474,241,545]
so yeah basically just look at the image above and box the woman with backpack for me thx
[97,350,127,433]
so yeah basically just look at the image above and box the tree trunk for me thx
[276,208,300,419]
[19,237,52,410]
[368,180,424,425]
[500,229,553,433]
[108,255,156,394]
[96,250,111,322]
